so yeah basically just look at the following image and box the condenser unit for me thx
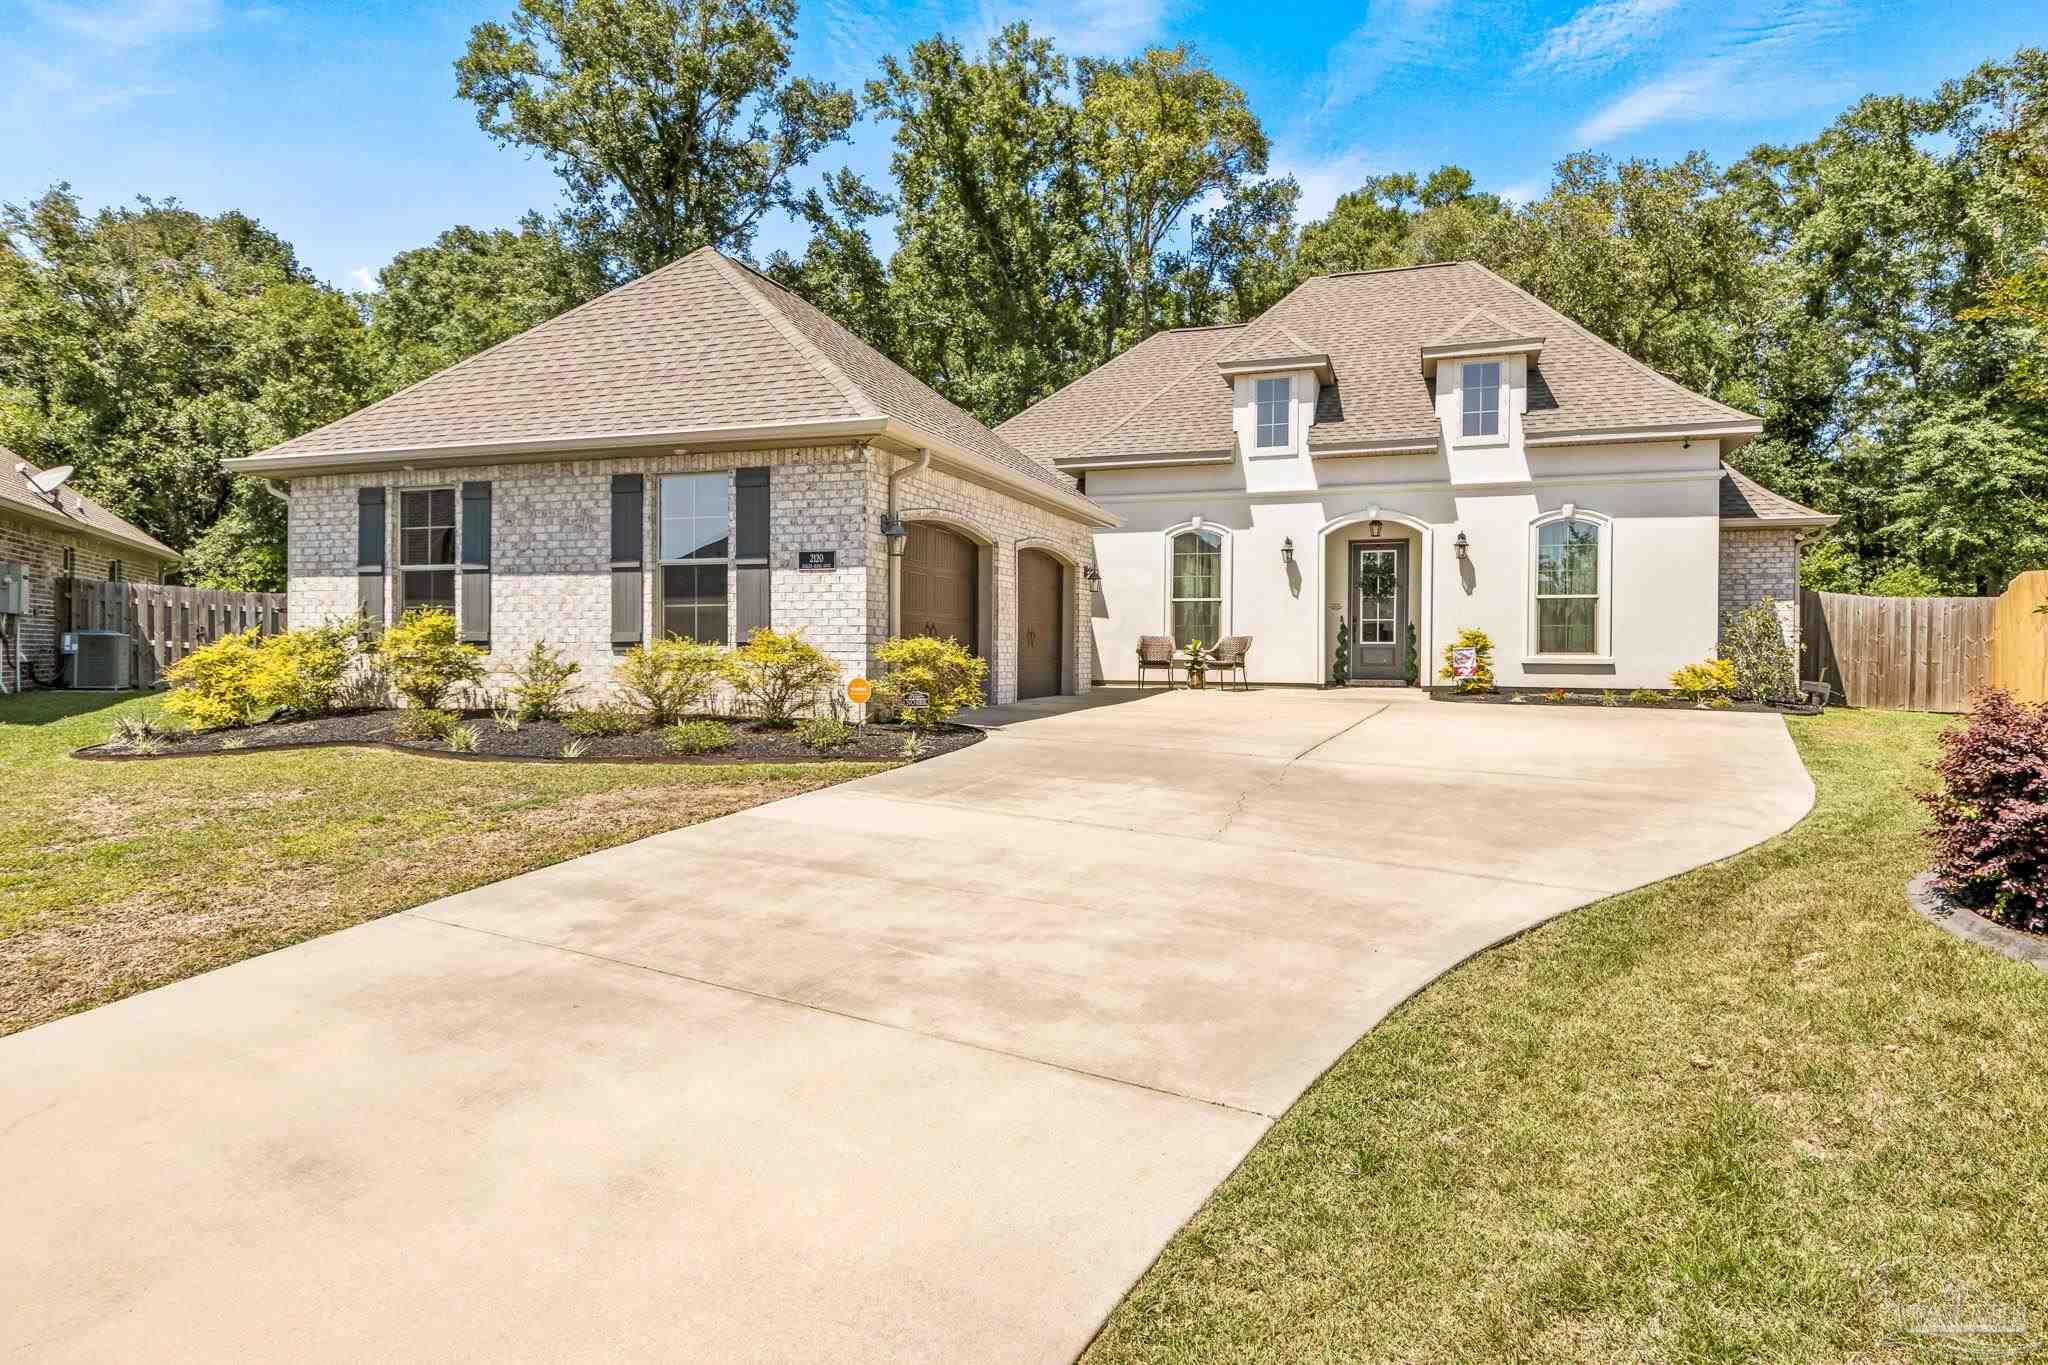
[64,630,133,690]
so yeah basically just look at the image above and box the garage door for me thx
[1016,549,1062,699]
[903,522,978,652]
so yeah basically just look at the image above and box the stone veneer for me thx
[0,510,173,687]
[1718,527,1803,651]
[286,443,1096,707]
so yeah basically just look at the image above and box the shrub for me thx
[1721,598,1799,704]
[732,628,839,727]
[393,707,458,741]
[374,609,486,710]
[1671,658,1738,702]
[661,719,734,755]
[614,637,732,726]
[1627,688,1665,706]
[1599,689,1621,707]
[899,731,925,761]
[446,723,482,753]
[1543,688,1569,702]
[872,634,988,730]
[162,629,283,731]
[500,639,582,721]
[798,715,855,750]
[559,739,588,759]
[265,620,358,717]
[1331,619,1351,685]
[563,703,641,737]
[108,710,185,749]
[1922,689,2048,929]
[332,655,392,712]
[1437,627,1495,694]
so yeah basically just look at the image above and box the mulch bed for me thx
[1430,687,1824,715]
[1906,872,2048,971]
[74,708,983,766]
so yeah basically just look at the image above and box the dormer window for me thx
[1461,362,1501,438]
[1255,377,1291,448]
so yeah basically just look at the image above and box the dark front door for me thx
[1016,549,1062,699]
[1348,541,1409,680]
[902,522,979,652]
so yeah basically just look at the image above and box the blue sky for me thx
[1,0,2037,291]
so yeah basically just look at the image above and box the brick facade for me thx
[1718,527,1803,652]
[0,511,174,688]
[287,443,1096,708]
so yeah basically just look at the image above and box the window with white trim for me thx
[398,488,456,615]
[1255,377,1290,448]
[1534,518,1600,654]
[659,472,729,644]
[1170,529,1223,647]
[1461,361,1501,438]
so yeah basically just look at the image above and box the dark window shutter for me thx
[610,473,644,644]
[357,486,386,625]
[735,466,770,639]
[460,481,491,643]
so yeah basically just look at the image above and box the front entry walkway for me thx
[2,690,1813,1363]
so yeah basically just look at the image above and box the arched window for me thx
[1534,518,1601,654]
[1170,529,1223,648]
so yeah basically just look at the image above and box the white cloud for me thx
[962,0,1173,57]
[1526,0,1684,77]
[348,265,377,291]
[1320,0,1451,111]
[30,0,221,49]
[1269,146,1384,222]
[1571,0,1855,144]
[1495,177,1549,205]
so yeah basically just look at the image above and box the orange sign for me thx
[847,676,873,704]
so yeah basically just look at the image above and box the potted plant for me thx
[1185,639,1208,690]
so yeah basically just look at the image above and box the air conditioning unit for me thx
[64,630,133,690]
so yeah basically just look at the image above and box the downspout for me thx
[883,448,930,638]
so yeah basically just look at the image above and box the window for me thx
[62,547,75,576]
[1535,518,1600,654]
[398,488,456,615]
[1461,361,1501,438]
[108,559,123,582]
[660,472,729,644]
[1255,377,1291,448]
[1170,529,1223,647]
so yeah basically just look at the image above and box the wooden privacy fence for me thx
[1992,569,2048,704]
[59,577,287,687]
[1801,572,2048,712]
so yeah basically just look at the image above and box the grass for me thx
[1,691,886,1038]
[1086,709,2048,1364]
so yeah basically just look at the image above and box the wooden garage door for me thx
[1016,549,1062,699]
[903,522,978,652]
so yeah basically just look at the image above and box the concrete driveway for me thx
[2,689,1812,1363]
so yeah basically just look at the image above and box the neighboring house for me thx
[998,261,1836,689]
[225,248,1114,705]
[1,452,177,687]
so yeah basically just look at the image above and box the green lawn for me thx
[1087,709,2048,1364]
[1,691,884,1038]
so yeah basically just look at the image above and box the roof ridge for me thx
[997,325,1237,460]
[1313,260,1467,280]
[709,253,880,419]
[1060,326,1244,463]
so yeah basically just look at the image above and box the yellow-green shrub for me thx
[1437,627,1496,694]
[161,629,285,731]
[614,637,731,725]
[873,634,988,729]
[374,609,486,710]
[1670,657,1738,701]
[265,620,358,716]
[661,719,734,754]
[731,628,838,727]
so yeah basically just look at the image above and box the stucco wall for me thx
[0,511,173,687]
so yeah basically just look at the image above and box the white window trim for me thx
[1253,377,1292,451]
[658,470,734,644]
[1524,507,1614,664]
[396,485,458,617]
[1457,360,1506,448]
[1162,521,1230,646]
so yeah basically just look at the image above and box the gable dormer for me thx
[1420,308,1544,484]
[1214,324,1332,467]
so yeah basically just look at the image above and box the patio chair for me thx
[1208,635,1252,691]
[1136,635,1181,690]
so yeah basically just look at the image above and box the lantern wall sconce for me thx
[1454,531,1471,561]
[1367,505,1382,538]
[1281,537,1294,564]
[1081,562,1102,585]
[880,513,908,557]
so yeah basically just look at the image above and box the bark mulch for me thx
[1430,688,1824,715]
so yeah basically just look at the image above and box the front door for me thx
[1348,541,1409,680]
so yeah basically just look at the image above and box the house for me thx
[997,261,1836,689]
[1,452,177,687]
[224,248,1113,704]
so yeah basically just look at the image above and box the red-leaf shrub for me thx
[1921,689,2048,930]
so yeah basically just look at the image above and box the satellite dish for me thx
[28,465,74,497]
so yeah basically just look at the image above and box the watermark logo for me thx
[1869,1259,2040,1360]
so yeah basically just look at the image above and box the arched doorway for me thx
[1016,548,1063,698]
[902,522,979,653]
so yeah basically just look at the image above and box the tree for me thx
[455,0,858,279]
[1293,166,1507,278]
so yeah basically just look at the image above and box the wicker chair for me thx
[1136,635,1181,689]
[1208,635,1252,691]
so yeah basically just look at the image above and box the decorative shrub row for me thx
[1923,689,2048,930]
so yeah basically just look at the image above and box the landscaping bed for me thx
[74,708,982,765]
[1430,686,1823,715]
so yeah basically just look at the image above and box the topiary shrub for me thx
[500,639,583,721]
[731,628,838,727]
[1437,627,1495,694]
[661,719,734,755]
[563,703,641,737]
[1922,689,2048,930]
[374,609,486,710]
[1671,658,1738,703]
[265,619,359,717]
[614,637,731,726]
[873,634,989,729]
[162,629,283,731]
[1331,619,1350,685]
[1721,598,1799,704]
[797,715,855,750]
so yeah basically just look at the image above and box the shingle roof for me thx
[2,452,177,559]
[1719,464,1836,526]
[998,261,1762,466]
[242,247,1073,497]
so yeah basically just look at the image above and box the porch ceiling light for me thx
[1454,530,1471,561]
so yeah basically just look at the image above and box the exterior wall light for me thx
[1081,562,1102,585]
[1281,537,1294,564]
[1368,505,1382,538]
[1454,531,1470,561]
[881,513,908,557]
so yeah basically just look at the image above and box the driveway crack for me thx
[1211,703,1388,839]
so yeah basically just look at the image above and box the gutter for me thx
[0,492,177,562]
